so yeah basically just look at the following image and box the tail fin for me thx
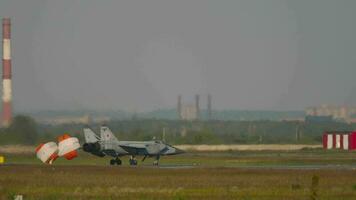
[100,126,118,142]
[83,127,100,143]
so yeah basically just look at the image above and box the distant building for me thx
[180,104,199,121]
[305,105,356,123]
[177,95,200,121]
[177,94,213,121]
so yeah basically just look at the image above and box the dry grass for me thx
[0,165,356,199]
[1,150,356,199]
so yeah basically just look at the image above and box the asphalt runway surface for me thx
[138,164,356,170]
[3,163,356,170]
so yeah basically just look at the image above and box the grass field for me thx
[1,149,356,199]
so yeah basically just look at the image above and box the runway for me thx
[148,164,356,170]
[3,163,356,170]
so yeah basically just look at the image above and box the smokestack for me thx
[2,18,12,127]
[207,94,212,120]
[177,95,182,119]
[195,94,200,119]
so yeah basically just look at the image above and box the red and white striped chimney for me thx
[2,18,12,127]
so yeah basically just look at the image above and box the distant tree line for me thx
[1,116,356,145]
[26,109,305,121]
[0,115,38,145]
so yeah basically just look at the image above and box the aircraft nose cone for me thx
[174,147,185,154]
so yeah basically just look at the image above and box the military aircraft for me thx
[82,126,184,165]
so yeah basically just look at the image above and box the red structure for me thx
[2,18,12,127]
[349,132,356,150]
[322,134,328,149]
[323,131,356,150]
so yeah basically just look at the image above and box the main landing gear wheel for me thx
[116,158,122,165]
[110,158,122,165]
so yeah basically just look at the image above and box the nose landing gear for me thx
[129,155,138,166]
[153,155,160,166]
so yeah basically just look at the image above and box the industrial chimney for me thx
[2,18,12,127]
[177,95,182,119]
[207,94,212,120]
[195,94,200,119]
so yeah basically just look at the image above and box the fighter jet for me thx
[82,125,184,165]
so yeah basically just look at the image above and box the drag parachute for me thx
[35,142,59,164]
[35,134,80,164]
[57,134,80,160]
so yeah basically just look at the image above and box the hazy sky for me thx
[1,0,356,112]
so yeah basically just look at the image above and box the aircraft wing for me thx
[119,145,149,155]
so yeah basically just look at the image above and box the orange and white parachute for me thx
[58,134,80,160]
[35,134,80,164]
[35,142,59,164]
